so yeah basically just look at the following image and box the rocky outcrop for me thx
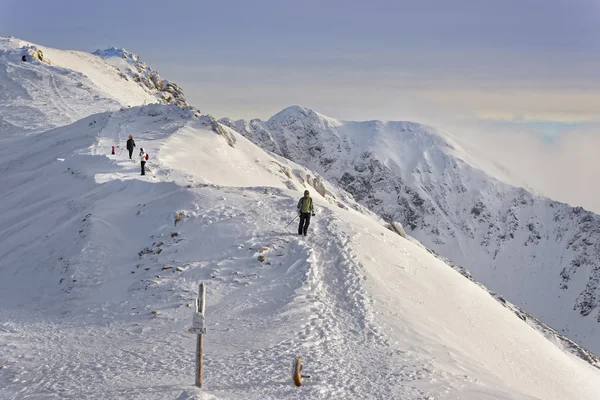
[388,221,407,239]
[198,115,235,148]
[92,47,189,109]
[21,45,49,64]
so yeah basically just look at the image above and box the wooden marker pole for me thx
[293,356,310,387]
[195,283,206,388]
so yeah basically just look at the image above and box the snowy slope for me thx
[0,37,188,137]
[221,106,600,356]
[1,104,600,400]
[93,47,188,109]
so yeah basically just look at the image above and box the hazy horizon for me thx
[2,0,600,211]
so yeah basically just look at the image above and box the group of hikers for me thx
[122,135,317,235]
[125,134,148,176]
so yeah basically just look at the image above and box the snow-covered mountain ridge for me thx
[92,47,189,109]
[221,105,600,355]
[0,36,189,137]
[2,103,600,399]
[2,37,600,398]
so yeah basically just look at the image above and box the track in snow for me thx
[0,183,439,400]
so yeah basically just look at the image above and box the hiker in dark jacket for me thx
[126,134,136,159]
[297,190,315,236]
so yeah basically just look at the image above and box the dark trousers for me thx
[141,161,146,175]
[128,148,133,159]
[298,213,311,235]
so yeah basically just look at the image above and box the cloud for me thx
[443,119,600,212]
[421,89,600,123]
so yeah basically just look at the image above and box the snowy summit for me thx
[223,106,600,357]
[1,38,600,400]
[92,47,189,109]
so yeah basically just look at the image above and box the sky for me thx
[2,0,600,209]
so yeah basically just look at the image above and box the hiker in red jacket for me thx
[139,148,147,175]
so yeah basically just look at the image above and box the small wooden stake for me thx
[293,356,303,386]
[195,283,206,388]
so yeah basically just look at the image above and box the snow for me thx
[159,124,293,188]
[92,48,141,75]
[41,47,156,107]
[348,213,600,399]
[223,106,600,357]
[1,101,600,400]
[261,106,528,191]
[0,36,158,137]
[93,47,189,109]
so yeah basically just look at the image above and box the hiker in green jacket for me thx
[297,190,315,236]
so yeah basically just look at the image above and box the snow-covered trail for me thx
[224,106,600,357]
[0,184,439,400]
[2,105,600,400]
[0,106,437,398]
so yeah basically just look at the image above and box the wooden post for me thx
[195,283,206,388]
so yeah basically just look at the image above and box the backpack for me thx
[145,153,149,161]
[299,196,312,213]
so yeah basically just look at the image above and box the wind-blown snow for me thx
[1,103,600,399]
[0,36,187,138]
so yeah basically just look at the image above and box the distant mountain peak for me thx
[224,105,600,356]
[271,105,313,118]
[269,105,341,127]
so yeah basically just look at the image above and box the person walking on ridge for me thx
[126,134,136,160]
[297,190,315,236]
[139,148,147,175]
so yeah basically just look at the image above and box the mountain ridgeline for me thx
[0,36,190,136]
[92,47,188,109]
[2,36,600,397]
[220,106,600,355]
